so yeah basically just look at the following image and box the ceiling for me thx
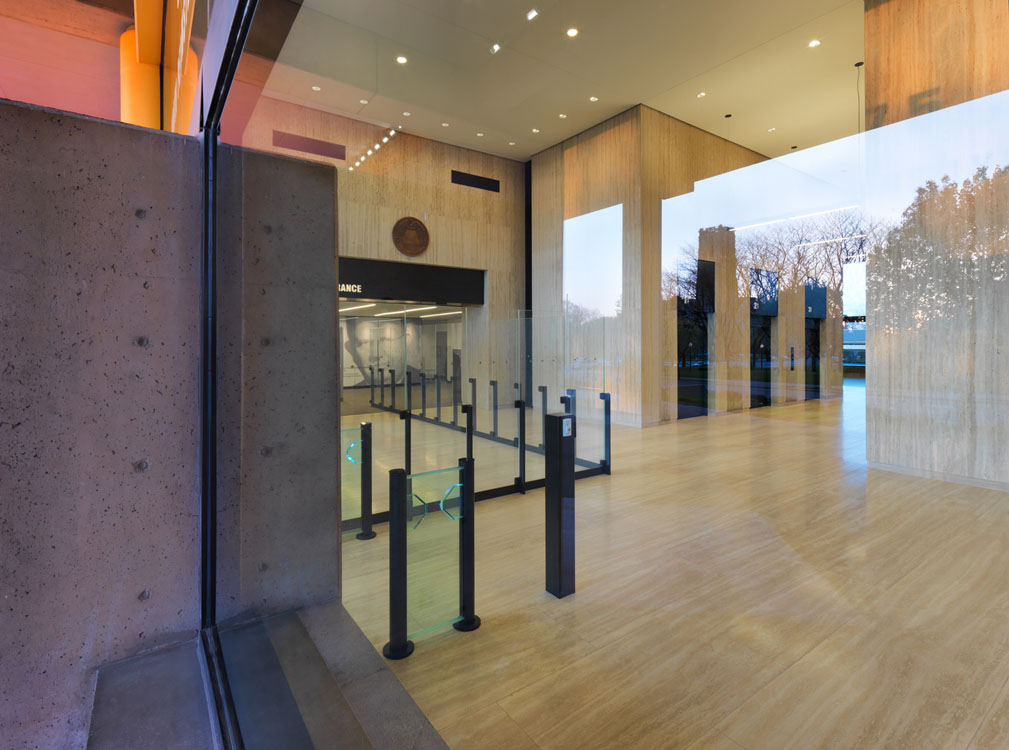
[260,0,866,160]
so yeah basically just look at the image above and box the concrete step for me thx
[87,637,221,750]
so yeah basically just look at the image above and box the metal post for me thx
[538,385,548,449]
[453,457,481,632]
[435,374,443,423]
[452,377,460,427]
[379,367,385,407]
[369,366,376,406]
[545,413,576,598]
[390,368,397,410]
[565,388,577,419]
[399,410,412,476]
[420,374,427,418]
[490,380,499,437]
[383,469,414,659]
[462,404,474,462]
[406,371,413,412]
[468,378,477,433]
[515,399,526,492]
[356,422,376,540]
[600,392,612,475]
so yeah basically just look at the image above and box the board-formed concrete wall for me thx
[0,100,203,748]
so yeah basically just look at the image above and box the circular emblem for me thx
[392,216,429,257]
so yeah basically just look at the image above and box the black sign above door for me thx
[338,257,486,305]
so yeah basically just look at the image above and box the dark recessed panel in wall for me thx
[451,170,500,193]
[804,278,827,319]
[273,131,346,161]
[339,257,485,305]
[750,267,778,317]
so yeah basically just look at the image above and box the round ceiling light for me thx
[311,85,321,92]
[532,128,540,133]
[589,96,599,102]
[396,55,408,64]
[808,39,821,48]
[566,28,578,37]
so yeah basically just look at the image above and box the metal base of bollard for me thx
[382,640,414,660]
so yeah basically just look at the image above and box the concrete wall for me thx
[0,100,202,748]
[215,145,340,623]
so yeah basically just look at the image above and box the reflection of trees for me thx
[869,167,1009,334]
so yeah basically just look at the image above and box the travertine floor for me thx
[342,381,1009,749]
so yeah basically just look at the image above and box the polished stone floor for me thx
[342,381,1009,749]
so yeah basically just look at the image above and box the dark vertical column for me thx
[490,380,499,437]
[453,457,481,632]
[545,413,575,598]
[462,404,474,462]
[383,469,414,659]
[599,392,611,475]
[390,368,397,410]
[405,371,413,412]
[399,410,412,476]
[420,374,427,418]
[538,385,548,448]
[435,374,443,422]
[468,378,477,432]
[524,160,533,406]
[369,365,376,406]
[356,423,376,540]
[515,399,526,492]
[379,367,385,407]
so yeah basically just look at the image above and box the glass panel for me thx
[340,426,363,537]
[406,466,463,639]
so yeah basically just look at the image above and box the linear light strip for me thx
[339,303,376,312]
[420,310,464,318]
[375,306,438,317]
[795,234,867,248]
[730,205,859,232]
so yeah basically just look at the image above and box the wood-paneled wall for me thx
[221,94,526,407]
[865,0,1009,128]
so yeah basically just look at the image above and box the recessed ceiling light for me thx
[442,122,450,127]
[526,8,538,20]
[374,144,381,150]
[389,130,396,136]
[490,43,501,54]
[477,132,484,137]
[398,125,403,129]
[403,111,411,116]
[767,127,776,132]
[348,167,353,171]
[791,145,798,150]
[382,136,389,143]
[360,98,368,104]
[532,128,540,133]
[724,114,732,118]
[311,85,321,91]
[808,39,821,48]
[589,96,599,102]
[559,113,567,119]
[509,141,516,145]
[396,55,408,64]
[360,155,366,161]
[696,92,706,98]
[367,149,373,155]
[566,28,578,37]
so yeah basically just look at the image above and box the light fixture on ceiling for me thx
[421,310,464,318]
[396,55,408,63]
[389,129,396,136]
[376,306,438,317]
[532,128,540,133]
[724,114,732,118]
[311,85,321,91]
[348,167,353,171]
[442,122,450,127]
[403,111,411,116]
[360,98,368,104]
[526,8,538,20]
[477,132,484,137]
[374,143,381,150]
[509,141,516,145]
[696,92,706,98]
[340,303,376,312]
[791,145,798,149]
[360,155,366,161]
[566,28,578,37]
[808,39,821,48]
[398,125,403,129]
[382,136,389,143]
[367,149,373,155]
[767,127,776,132]
[490,43,501,54]
[729,205,858,232]
[559,113,567,119]
[355,161,360,166]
